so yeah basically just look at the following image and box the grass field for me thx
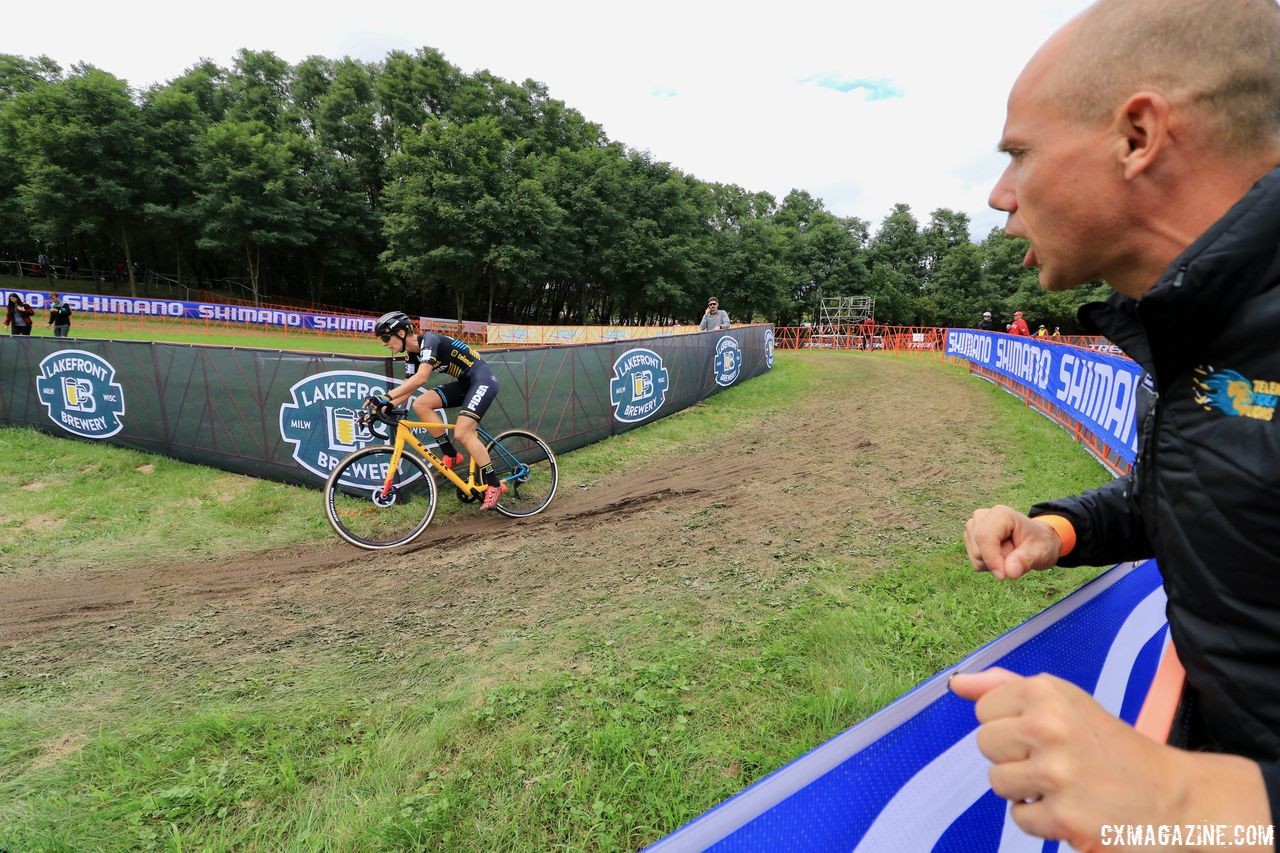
[0,336,1113,850]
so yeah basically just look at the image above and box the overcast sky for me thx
[4,0,1094,239]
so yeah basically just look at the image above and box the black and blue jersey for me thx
[406,333,498,421]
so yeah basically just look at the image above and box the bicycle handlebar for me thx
[358,405,410,440]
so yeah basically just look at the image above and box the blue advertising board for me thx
[945,331,1144,464]
[649,560,1168,852]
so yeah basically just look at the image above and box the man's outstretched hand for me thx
[964,505,1062,580]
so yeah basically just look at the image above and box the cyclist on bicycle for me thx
[367,311,506,510]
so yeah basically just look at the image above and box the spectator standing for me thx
[955,0,1280,847]
[5,294,34,335]
[1008,310,1031,336]
[1036,324,1049,337]
[48,292,72,337]
[66,256,78,279]
[859,314,876,350]
[977,310,996,330]
[699,297,731,331]
[1051,325,1062,338]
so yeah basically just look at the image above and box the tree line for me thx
[0,51,1108,330]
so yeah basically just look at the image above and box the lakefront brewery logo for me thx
[280,370,392,482]
[764,327,775,369]
[35,350,127,439]
[609,348,670,423]
[714,335,742,387]
[279,370,439,485]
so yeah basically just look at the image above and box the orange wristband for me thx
[1035,514,1077,558]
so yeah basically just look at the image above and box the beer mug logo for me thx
[632,371,654,400]
[327,406,364,453]
[62,377,96,412]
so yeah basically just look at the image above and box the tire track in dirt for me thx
[0,444,743,645]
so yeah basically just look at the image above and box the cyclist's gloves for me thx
[365,393,394,413]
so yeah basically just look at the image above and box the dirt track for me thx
[2,354,1000,662]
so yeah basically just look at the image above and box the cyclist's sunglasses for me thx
[378,332,394,343]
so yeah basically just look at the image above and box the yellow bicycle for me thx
[323,406,558,549]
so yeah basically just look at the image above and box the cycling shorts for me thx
[430,364,499,422]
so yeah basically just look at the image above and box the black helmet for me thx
[374,310,413,339]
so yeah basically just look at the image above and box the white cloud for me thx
[2,0,1094,238]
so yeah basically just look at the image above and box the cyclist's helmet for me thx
[374,310,414,340]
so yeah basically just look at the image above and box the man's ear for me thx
[1117,91,1171,181]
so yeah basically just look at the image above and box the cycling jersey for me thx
[405,333,498,422]
[406,332,482,379]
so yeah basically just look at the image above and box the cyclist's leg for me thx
[409,388,448,439]
[451,370,499,467]
[454,413,487,466]
[416,383,468,466]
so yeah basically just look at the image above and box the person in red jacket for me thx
[1008,310,1032,336]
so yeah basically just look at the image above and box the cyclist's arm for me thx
[385,362,434,407]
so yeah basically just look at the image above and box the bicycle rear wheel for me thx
[324,446,439,549]
[483,429,558,518]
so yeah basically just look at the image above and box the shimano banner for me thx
[0,288,376,334]
[649,559,1170,852]
[945,330,1145,464]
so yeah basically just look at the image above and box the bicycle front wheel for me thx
[324,446,439,549]
[484,429,558,518]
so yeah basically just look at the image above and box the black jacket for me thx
[1029,167,1280,777]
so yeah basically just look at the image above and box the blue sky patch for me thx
[804,74,904,100]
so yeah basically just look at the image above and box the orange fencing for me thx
[775,324,1117,355]
[774,324,948,357]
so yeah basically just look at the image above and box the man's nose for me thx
[988,164,1017,215]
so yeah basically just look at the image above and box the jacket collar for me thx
[1080,164,1280,385]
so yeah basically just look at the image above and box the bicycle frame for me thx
[375,415,530,499]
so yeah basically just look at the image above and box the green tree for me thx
[140,84,208,287]
[195,121,314,302]
[7,66,146,293]
[382,116,553,321]
[922,241,985,326]
[869,203,925,297]
[0,55,62,259]
[223,49,295,130]
[376,48,462,152]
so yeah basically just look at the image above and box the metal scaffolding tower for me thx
[810,296,875,348]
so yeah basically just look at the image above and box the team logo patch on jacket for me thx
[1193,365,1278,421]
[35,349,127,439]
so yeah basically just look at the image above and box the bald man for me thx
[954,0,1280,848]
